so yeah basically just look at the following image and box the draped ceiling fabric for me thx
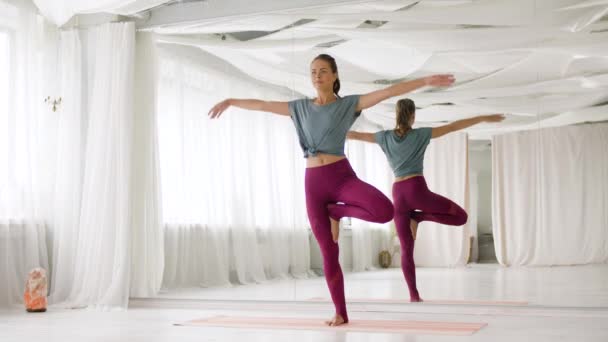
[147,0,608,139]
[31,1,608,137]
[32,0,170,26]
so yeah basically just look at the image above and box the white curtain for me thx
[0,0,57,308]
[162,224,231,288]
[52,25,163,307]
[347,130,394,272]
[62,22,135,309]
[157,45,312,289]
[128,32,164,298]
[1,1,166,309]
[48,29,84,304]
[0,222,49,308]
[492,123,608,266]
[414,132,471,267]
[49,24,163,307]
[468,169,479,263]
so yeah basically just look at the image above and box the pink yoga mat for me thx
[307,297,528,306]
[176,315,486,335]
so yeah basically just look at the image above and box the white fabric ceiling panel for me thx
[32,0,608,137]
[33,0,171,26]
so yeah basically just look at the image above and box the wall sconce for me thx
[44,96,62,112]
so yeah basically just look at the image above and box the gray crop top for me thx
[288,95,361,158]
[374,127,433,178]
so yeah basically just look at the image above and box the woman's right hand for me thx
[208,99,231,119]
[483,114,506,122]
[423,74,455,87]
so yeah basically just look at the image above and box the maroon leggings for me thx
[392,176,468,301]
[305,159,393,322]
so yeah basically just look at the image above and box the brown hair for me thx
[395,98,416,137]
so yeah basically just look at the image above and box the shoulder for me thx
[288,98,309,106]
[341,94,360,104]
[288,98,310,116]
[374,130,389,143]
[413,127,432,140]
[339,95,361,116]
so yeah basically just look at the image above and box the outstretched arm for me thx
[432,114,505,139]
[356,75,455,112]
[346,131,377,144]
[208,99,289,119]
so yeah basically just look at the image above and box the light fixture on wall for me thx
[44,96,62,112]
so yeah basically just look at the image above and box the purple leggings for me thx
[392,176,468,301]
[305,159,393,322]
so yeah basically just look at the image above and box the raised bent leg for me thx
[409,190,468,226]
[328,177,393,224]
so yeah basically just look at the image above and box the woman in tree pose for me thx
[347,98,504,302]
[209,55,454,325]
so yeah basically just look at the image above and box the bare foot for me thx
[330,217,340,243]
[410,219,419,240]
[325,314,347,326]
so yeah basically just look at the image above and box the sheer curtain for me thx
[50,24,163,306]
[468,168,479,263]
[48,23,162,307]
[128,32,164,298]
[347,124,394,272]
[414,132,471,267]
[492,123,608,266]
[0,0,56,308]
[47,29,83,304]
[1,1,163,309]
[157,45,312,289]
[59,22,135,309]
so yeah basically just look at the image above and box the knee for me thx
[458,211,468,226]
[448,203,468,226]
[371,194,394,223]
[318,241,339,261]
[377,203,394,223]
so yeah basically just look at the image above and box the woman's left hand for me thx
[208,99,231,119]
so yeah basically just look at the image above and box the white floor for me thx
[155,263,608,307]
[2,302,608,342]
[2,263,608,342]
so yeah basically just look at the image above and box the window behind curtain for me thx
[0,31,10,215]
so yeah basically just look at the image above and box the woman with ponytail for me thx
[209,55,454,326]
[347,99,504,302]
